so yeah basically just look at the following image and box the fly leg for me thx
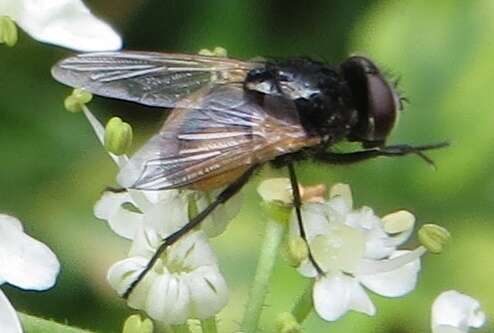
[316,142,449,166]
[287,163,325,276]
[123,166,257,299]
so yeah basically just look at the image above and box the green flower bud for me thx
[260,201,292,225]
[122,314,153,333]
[104,117,133,156]
[0,16,18,47]
[276,312,303,333]
[64,88,93,113]
[285,236,309,267]
[418,224,450,254]
[73,88,93,104]
[198,46,228,57]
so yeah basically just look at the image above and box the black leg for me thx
[316,142,449,166]
[123,166,257,299]
[287,163,325,276]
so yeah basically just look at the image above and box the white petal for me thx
[296,258,318,278]
[257,178,293,205]
[10,0,121,51]
[143,193,189,239]
[145,274,191,325]
[128,224,161,258]
[0,214,23,232]
[0,291,22,333]
[94,191,143,240]
[107,256,149,297]
[363,226,399,259]
[358,250,421,297]
[167,232,218,269]
[289,203,330,242]
[432,290,486,333]
[329,183,353,209]
[313,273,375,321]
[0,219,59,290]
[184,265,229,319]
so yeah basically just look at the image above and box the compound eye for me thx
[340,56,398,143]
[366,69,398,141]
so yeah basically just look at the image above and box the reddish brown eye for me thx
[367,70,397,141]
[340,56,398,145]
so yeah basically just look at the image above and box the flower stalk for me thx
[200,317,218,333]
[240,218,287,333]
[291,282,314,323]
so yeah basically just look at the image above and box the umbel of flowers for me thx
[62,73,482,333]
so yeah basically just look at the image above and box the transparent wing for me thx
[117,85,319,190]
[51,51,257,108]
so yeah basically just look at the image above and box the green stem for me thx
[200,317,218,333]
[19,313,94,333]
[240,219,286,333]
[291,282,314,323]
[173,324,192,333]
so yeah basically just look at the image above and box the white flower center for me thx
[311,223,366,273]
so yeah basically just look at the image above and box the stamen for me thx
[354,246,426,275]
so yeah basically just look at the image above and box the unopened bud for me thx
[285,236,309,267]
[198,46,228,57]
[276,312,303,333]
[122,314,153,333]
[418,224,450,254]
[0,16,18,47]
[104,117,133,156]
[64,88,93,113]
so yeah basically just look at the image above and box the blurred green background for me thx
[1,0,493,332]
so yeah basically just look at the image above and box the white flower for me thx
[0,214,60,333]
[94,188,237,324]
[87,110,237,324]
[108,230,228,325]
[289,183,426,321]
[432,290,486,333]
[0,0,121,51]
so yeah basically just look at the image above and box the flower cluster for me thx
[86,109,242,325]
[63,67,486,331]
[289,183,426,321]
[95,188,241,325]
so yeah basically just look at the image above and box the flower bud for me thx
[198,46,228,57]
[285,236,309,267]
[64,88,93,113]
[0,16,18,47]
[276,312,303,333]
[418,224,450,254]
[104,117,133,156]
[122,314,153,333]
